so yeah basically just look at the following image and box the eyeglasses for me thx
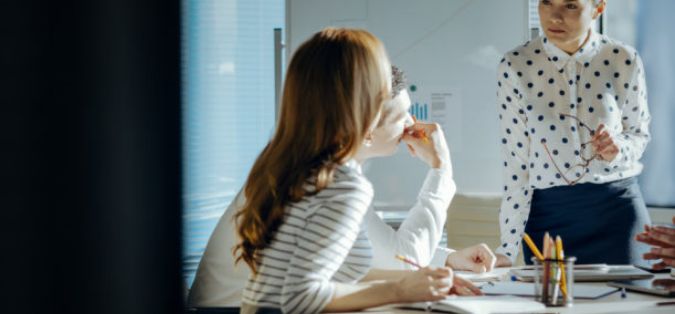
[541,113,597,186]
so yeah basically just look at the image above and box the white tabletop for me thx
[355,269,674,314]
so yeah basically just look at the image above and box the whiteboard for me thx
[286,0,529,210]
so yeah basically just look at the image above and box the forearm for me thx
[396,169,455,264]
[359,268,410,282]
[322,281,398,312]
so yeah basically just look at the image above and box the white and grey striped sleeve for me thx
[280,175,373,314]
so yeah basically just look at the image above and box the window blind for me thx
[181,0,284,286]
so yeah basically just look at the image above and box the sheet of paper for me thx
[480,281,619,299]
[455,267,511,282]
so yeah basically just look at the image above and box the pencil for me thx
[523,233,545,261]
[395,254,422,269]
[551,239,560,305]
[556,236,568,298]
[409,116,430,144]
[542,232,551,301]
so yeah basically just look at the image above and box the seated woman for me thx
[188,64,495,307]
[189,28,486,313]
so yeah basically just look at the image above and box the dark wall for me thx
[1,1,183,313]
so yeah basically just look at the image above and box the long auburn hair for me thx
[233,28,391,273]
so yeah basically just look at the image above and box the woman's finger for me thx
[405,143,416,156]
[454,277,482,295]
[639,237,672,248]
[650,247,675,259]
[649,231,675,246]
[432,278,451,290]
[592,134,611,149]
[652,261,669,270]
[652,226,675,236]
[663,257,675,267]
[636,233,672,247]
[429,267,452,279]
[600,135,611,147]
[598,145,616,157]
[596,124,606,135]
[643,252,661,260]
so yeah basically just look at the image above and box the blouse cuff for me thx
[420,168,455,199]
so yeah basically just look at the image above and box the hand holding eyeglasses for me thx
[590,124,619,162]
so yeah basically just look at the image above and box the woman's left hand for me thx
[636,217,675,269]
[449,275,483,296]
[591,124,620,162]
[445,244,496,273]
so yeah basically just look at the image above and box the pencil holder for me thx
[532,256,576,307]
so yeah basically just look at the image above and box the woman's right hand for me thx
[394,267,453,303]
[494,253,513,267]
[402,121,451,170]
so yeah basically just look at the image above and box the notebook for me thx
[455,267,511,282]
[509,264,654,282]
[403,295,545,314]
[480,281,619,299]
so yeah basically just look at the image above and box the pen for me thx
[523,233,545,261]
[395,254,422,269]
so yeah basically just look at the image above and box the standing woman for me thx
[494,0,652,266]
[235,28,469,314]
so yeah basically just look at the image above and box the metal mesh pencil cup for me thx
[532,256,576,307]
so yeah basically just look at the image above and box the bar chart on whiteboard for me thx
[408,85,463,152]
[409,102,428,121]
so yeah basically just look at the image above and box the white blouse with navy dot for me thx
[495,31,651,261]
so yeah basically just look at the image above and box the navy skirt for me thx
[523,177,652,266]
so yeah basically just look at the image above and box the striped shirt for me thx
[241,160,374,313]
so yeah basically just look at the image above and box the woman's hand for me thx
[445,244,496,273]
[636,217,675,269]
[591,124,620,162]
[494,253,513,267]
[449,275,483,296]
[402,121,451,170]
[394,267,453,303]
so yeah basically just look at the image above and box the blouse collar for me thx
[542,29,602,71]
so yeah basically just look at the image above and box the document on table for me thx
[509,264,653,282]
[480,281,619,299]
[403,295,545,314]
[455,267,511,282]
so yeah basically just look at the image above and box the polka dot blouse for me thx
[494,31,651,261]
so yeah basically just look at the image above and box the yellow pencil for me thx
[410,115,430,144]
[395,254,422,269]
[556,236,568,298]
[523,233,545,261]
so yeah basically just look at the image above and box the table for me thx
[357,271,675,314]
